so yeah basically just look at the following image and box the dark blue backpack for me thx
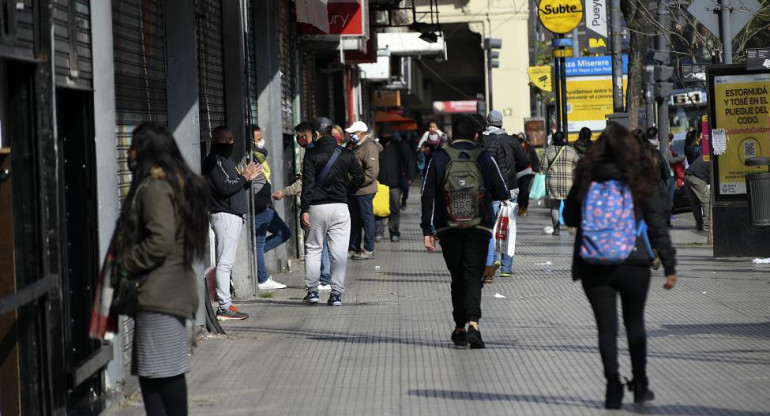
[580,180,653,265]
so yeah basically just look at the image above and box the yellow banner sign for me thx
[538,0,584,34]
[713,73,770,195]
[528,66,552,91]
[565,75,627,135]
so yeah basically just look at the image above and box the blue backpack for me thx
[580,180,653,265]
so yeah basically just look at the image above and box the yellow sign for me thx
[713,73,770,195]
[552,49,574,58]
[528,66,552,91]
[565,75,628,136]
[538,0,584,34]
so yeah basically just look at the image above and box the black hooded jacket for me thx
[300,136,365,213]
[203,151,250,216]
[563,163,677,279]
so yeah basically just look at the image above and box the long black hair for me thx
[118,123,209,262]
[575,123,655,210]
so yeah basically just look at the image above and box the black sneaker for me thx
[327,293,342,306]
[451,328,469,348]
[216,305,249,321]
[466,326,485,349]
[303,291,320,304]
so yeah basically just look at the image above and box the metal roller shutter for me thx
[52,0,93,90]
[300,51,316,120]
[245,0,258,127]
[112,0,168,202]
[279,1,294,134]
[196,0,225,141]
[0,0,35,61]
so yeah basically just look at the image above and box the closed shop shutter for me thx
[196,0,225,142]
[245,0,258,127]
[300,51,316,120]
[52,0,93,90]
[279,1,293,134]
[0,0,35,61]
[112,0,168,202]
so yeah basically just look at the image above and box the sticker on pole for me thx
[538,0,584,34]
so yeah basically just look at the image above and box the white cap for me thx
[345,121,368,133]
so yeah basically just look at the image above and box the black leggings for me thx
[581,265,651,380]
[139,375,188,416]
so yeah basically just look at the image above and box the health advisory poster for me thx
[713,73,770,195]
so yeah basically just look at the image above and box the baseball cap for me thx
[486,110,503,127]
[345,121,368,133]
[313,117,334,133]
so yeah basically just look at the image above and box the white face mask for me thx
[255,139,265,149]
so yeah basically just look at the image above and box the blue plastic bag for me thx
[529,173,546,200]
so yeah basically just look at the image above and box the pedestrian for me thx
[419,129,444,181]
[273,121,333,291]
[540,131,579,236]
[684,155,711,231]
[421,116,509,349]
[332,124,346,146]
[563,122,677,409]
[115,123,210,415]
[573,127,593,158]
[684,129,702,165]
[375,123,416,242]
[481,110,530,281]
[204,125,261,320]
[516,132,540,217]
[635,128,673,231]
[667,133,686,225]
[301,117,365,306]
[345,120,382,257]
[398,130,418,210]
[251,126,289,290]
[416,119,448,150]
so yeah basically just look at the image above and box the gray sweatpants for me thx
[210,212,243,309]
[305,203,351,294]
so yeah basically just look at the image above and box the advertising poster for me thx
[566,75,628,135]
[713,73,770,195]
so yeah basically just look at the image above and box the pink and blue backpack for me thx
[580,180,653,265]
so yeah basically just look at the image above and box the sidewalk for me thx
[110,191,770,416]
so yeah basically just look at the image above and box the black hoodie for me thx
[563,163,677,279]
[300,136,365,213]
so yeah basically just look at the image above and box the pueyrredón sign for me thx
[538,0,584,34]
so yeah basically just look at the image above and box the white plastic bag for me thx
[492,202,517,257]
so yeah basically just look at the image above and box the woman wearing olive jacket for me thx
[115,123,209,415]
[563,123,677,410]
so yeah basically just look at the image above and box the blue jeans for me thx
[320,239,332,285]
[349,193,376,252]
[486,200,513,272]
[255,208,290,283]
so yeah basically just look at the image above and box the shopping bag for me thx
[506,203,517,257]
[493,204,509,255]
[373,183,391,217]
[529,173,546,200]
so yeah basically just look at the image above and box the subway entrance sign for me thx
[538,0,584,34]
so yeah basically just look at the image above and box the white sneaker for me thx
[258,277,287,290]
[318,284,332,292]
[352,250,374,260]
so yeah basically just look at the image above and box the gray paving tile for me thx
[109,191,770,416]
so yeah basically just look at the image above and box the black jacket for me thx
[300,136,365,213]
[377,137,418,187]
[563,163,677,279]
[686,156,711,183]
[420,139,509,236]
[522,140,540,171]
[203,151,249,216]
[483,129,530,190]
[685,144,702,165]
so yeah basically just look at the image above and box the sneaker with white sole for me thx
[216,305,249,321]
[352,250,374,260]
[258,277,287,290]
[303,291,320,304]
[327,293,342,306]
[318,284,332,291]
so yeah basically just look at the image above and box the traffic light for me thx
[484,38,502,69]
[653,65,674,98]
[654,65,674,82]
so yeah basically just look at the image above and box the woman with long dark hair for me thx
[563,123,678,409]
[114,123,209,415]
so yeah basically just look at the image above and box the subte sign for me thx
[538,0,584,34]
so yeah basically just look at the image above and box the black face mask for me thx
[212,143,234,158]
[380,136,392,145]
[128,159,138,173]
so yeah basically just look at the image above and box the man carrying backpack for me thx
[421,116,509,349]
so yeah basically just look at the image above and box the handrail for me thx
[0,274,58,315]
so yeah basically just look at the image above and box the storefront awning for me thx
[375,111,418,131]
[296,0,330,34]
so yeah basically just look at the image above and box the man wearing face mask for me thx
[376,123,416,242]
[204,126,261,320]
[345,121,382,258]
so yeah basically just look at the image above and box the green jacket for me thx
[118,169,198,319]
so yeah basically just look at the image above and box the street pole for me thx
[610,0,624,112]
[553,56,562,132]
[657,0,671,156]
[488,59,494,110]
[560,53,568,135]
[719,0,732,63]
[571,27,579,57]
